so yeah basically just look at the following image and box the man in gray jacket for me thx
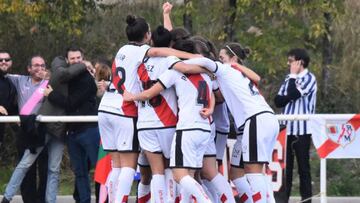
[1,56,87,203]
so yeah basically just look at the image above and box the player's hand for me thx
[200,108,213,119]
[162,2,173,14]
[0,105,8,115]
[123,90,135,102]
[43,85,53,97]
[204,70,216,80]
[290,60,302,74]
[97,80,109,92]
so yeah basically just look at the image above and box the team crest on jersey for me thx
[326,123,356,148]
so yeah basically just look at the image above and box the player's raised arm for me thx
[162,2,173,31]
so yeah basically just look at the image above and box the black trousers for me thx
[285,134,312,203]
[17,144,48,203]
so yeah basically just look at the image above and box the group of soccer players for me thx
[97,5,279,203]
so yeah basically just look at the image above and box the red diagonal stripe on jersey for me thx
[137,64,177,126]
[112,61,137,117]
[317,139,340,158]
[349,114,360,130]
[186,74,210,108]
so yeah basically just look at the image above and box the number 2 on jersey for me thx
[113,66,126,94]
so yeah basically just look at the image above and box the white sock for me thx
[232,176,253,203]
[179,175,212,203]
[151,174,167,203]
[106,168,121,203]
[165,168,176,203]
[246,173,267,203]
[138,182,151,203]
[202,179,218,203]
[176,182,182,203]
[114,167,135,203]
[266,176,275,203]
[179,186,191,203]
[210,174,236,203]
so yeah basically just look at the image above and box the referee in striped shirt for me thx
[274,48,317,203]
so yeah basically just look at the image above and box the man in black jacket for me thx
[0,50,17,146]
[46,45,99,203]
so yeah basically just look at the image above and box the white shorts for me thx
[170,129,211,169]
[230,134,244,168]
[138,150,150,167]
[241,112,279,163]
[138,128,176,159]
[98,111,140,152]
[204,122,216,157]
[215,131,228,161]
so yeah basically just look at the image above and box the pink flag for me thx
[20,80,48,115]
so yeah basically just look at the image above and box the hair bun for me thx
[126,15,136,26]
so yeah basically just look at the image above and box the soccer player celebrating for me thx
[183,54,279,203]
[97,15,199,203]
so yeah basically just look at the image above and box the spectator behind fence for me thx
[39,55,88,203]
[45,45,99,203]
[274,48,317,203]
[0,50,17,147]
[1,55,49,203]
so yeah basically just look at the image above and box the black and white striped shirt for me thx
[275,69,317,136]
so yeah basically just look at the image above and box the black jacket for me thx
[0,75,17,143]
[38,56,87,138]
[48,70,97,133]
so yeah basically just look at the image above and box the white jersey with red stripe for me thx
[184,58,274,128]
[98,43,150,117]
[158,69,212,132]
[136,56,181,130]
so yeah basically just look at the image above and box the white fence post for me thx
[320,158,327,203]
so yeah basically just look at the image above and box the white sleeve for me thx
[157,69,179,89]
[166,56,181,69]
[183,57,218,73]
[140,44,151,62]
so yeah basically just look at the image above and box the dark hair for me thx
[222,42,250,64]
[191,36,218,59]
[170,27,191,43]
[287,48,310,68]
[125,15,149,42]
[151,25,171,47]
[27,55,45,68]
[0,49,11,56]
[65,45,84,58]
[172,39,195,55]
